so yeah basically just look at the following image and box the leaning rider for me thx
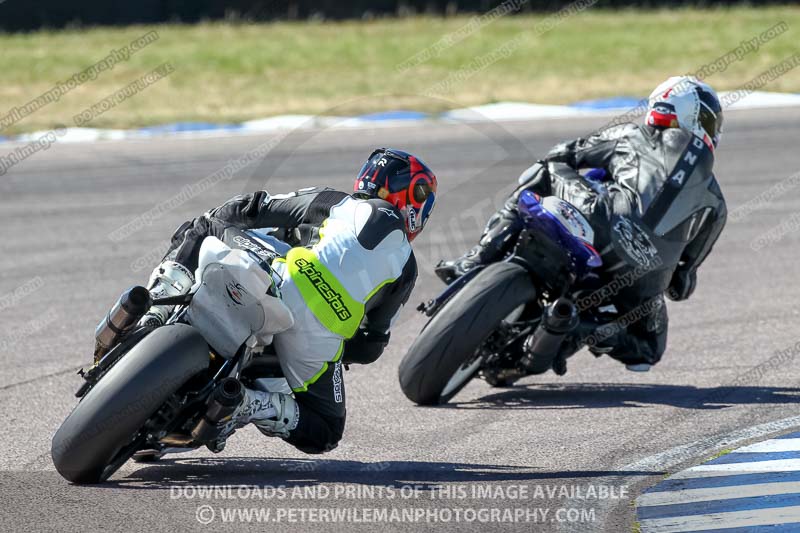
[436,76,726,372]
[141,148,437,453]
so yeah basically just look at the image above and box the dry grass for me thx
[1,6,799,134]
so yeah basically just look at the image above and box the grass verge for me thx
[1,6,798,134]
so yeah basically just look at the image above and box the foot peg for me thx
[132,449,164,463]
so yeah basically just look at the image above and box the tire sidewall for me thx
[51,324,209,483]
[399,262,535,405]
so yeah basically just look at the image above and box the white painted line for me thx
[623,414,800,473]
[638,480,800,507]
[442,102,586,122]
[6,93,800,145]
[723,90,800,110]
[639,505,800,533]
[668,459,800,479]
[738,438,800,453]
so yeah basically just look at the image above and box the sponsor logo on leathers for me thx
[293,258,352,321]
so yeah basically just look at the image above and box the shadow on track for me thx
[442,383,800,411]
[103,457,657,489]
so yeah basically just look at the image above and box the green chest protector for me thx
[286,247,365,339]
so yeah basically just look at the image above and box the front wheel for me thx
[399,262,536,405]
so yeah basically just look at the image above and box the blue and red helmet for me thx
[354,148,437,241]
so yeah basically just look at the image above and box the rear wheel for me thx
[51,324,209,484]
[399,262,536,405]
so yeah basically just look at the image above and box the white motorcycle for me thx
[52,230,295,483]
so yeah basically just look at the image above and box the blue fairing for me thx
[517,190,601,279]
[583,167,608,182]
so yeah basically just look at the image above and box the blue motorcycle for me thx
[399,178,616,405]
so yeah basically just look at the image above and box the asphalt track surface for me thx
[2,108,800,532]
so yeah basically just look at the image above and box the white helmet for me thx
[646,76,723,148]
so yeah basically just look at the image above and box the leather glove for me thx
[667,268,697,301]
[516,160,549,187]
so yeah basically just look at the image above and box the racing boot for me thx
[210,387,299,452]
[586,325,657,373]
[435,208,522,284]
[138,260,195,327]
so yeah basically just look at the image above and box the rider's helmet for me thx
[353,148,437,242]
[646,76,723,149]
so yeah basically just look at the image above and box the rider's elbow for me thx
[341,329,390,365]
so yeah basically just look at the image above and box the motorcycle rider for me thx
[140,148,437,453]
[435,76,726,372]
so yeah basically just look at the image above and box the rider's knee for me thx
[286,415,345,454]
[608,327,667,366]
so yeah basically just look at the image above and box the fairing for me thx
[517,190,602,279]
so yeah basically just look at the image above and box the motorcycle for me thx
[398,165,621,405]
[51,228,295,483]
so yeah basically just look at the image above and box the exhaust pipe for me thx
[520,297,579,374]
[190,378,244,443]
[94,286,152,361]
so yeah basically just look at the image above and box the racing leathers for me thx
[157,187,417,453]
[436,123,727,367]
